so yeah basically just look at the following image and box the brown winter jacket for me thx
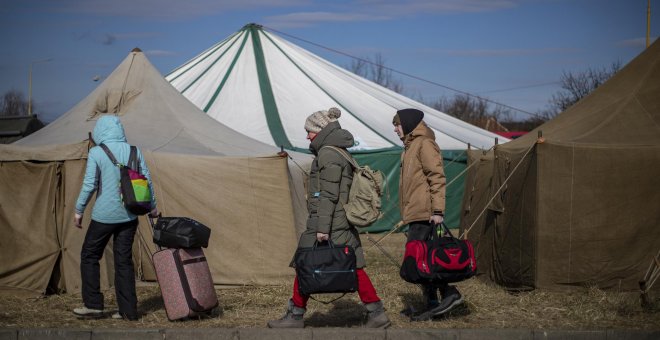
[399,121,446,224]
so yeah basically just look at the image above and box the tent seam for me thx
[634,94,660,132]
[301,46,488,148]
[261,31,398,148]
[167,31,239,81]
[203,32,251,112]
[151,127,184,152]
[180,31,244,94]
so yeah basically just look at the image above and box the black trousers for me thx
[406,221,451,301]
[80,219,138,318]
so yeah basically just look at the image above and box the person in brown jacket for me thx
[393,108,463,320]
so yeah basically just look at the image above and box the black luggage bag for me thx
[152,217,211,249]
[294,241,358,295]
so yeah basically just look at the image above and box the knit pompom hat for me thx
[305,107,342,133]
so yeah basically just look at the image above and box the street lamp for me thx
[28,58,53,116]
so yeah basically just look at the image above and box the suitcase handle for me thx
[147,213,163,251]
[147,213,161,228]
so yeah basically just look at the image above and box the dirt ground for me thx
[1,232,659,329]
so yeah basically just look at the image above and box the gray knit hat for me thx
[304,107,342,133]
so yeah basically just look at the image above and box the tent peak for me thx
[242,23,263,31]
[131,47,142,53]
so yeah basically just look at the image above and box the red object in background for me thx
[495,131,527,139]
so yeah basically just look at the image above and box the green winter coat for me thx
[293,121,366,268]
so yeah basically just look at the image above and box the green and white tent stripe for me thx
[167,24,504,152]
[167,24,507,230]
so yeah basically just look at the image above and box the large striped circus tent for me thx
[166,23,505,230]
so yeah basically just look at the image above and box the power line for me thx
[262,25,545,120]
[477,81,560,94]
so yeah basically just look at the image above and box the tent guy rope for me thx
[459,139,539,240]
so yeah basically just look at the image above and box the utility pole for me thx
[28,58,52,116]
[648,0,652,48]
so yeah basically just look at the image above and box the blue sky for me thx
[1,0,657,122]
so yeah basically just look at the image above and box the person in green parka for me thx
[268,107,390,329]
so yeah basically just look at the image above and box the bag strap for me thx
[99,144,120,167]
[173,249,207,312]
[438,222,455,238]
[128,145,140,171]
[321,146,358,169]
[309,293,347,305]
[434,222,463,247]
[99,144,140,171]
[313,240,336,249]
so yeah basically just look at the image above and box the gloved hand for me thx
[74,213,83,228]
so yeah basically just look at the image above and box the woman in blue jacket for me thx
[72,115,157,320]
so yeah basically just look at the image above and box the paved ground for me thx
[1,328,659,340]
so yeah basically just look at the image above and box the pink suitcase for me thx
[152,248,218,320]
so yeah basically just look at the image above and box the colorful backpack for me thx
[99,144,152,215]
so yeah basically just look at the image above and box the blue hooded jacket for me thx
[75,115,156,223]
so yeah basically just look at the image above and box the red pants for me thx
[291,268,380,308]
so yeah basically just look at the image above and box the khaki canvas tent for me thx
[460,40,660,291]
[0,49,306,295]
[166,23,505,231]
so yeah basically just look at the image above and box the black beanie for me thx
[396,108,424,135]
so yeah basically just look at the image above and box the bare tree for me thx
[0,90,30,117]
[545,61,621,117]
[429,94,511,123]
[347,53,404,93]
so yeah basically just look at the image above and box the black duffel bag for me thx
[294,241,358,296]
[152,217,211,248]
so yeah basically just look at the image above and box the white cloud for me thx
[264,0,520,28]
[354,0,519,15]
[617,37,656,48]
[10,0,310,20]
[9,0,522,24]
[417,47,579,57]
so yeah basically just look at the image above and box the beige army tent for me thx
[0,48,306,295]
[460,40,660,291]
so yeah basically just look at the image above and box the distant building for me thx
[0,115,45,144]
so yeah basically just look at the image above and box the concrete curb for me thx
[1,328,659,340]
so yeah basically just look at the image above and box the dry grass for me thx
[1,232,659,329]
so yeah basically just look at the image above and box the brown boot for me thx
[364,301,391,328]
[267,300,305,328]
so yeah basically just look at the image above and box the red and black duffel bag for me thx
[400,234,434,284]
[431,223,476,283]
[400,223,476,284]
